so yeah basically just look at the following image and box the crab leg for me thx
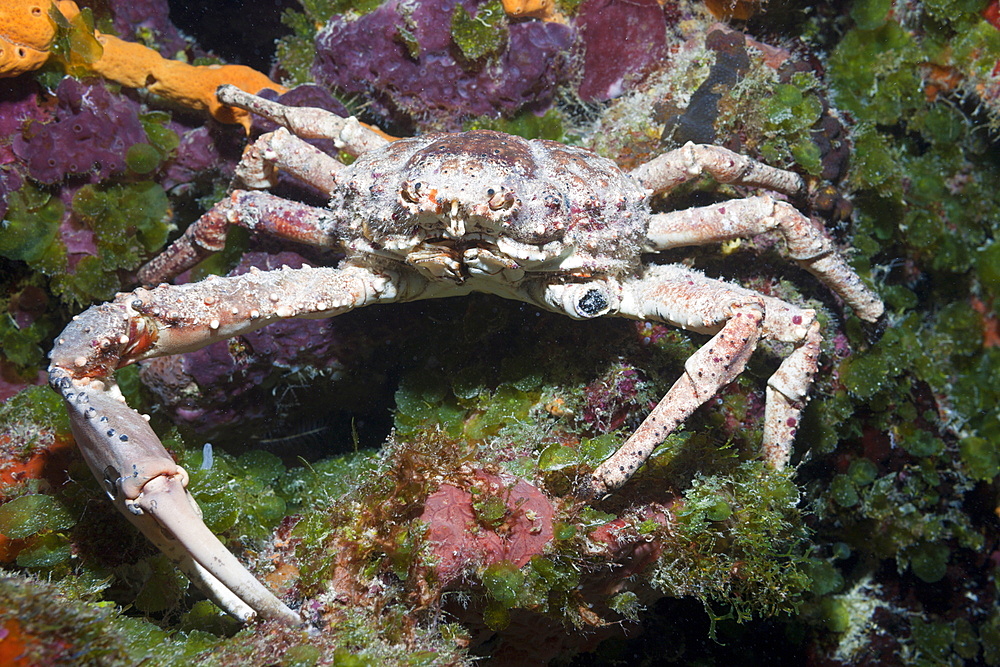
[644,195,884,323]
[629,142,806,198]
[137,191,342,286]
[216,84,392,155]
[49,264,402,623]
[234,127,347,193]
[562,264,821,497]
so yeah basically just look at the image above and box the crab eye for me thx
[488,188,516,211]
[401,181,423,203]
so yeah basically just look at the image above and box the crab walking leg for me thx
[216,84,392,155]
[137,191,340,286]
[644,195,884,323]
[758,296,822,468]
[573,265,820,497]
[234,127,346,193]
[49,264,401,623]
[630,142,806,198]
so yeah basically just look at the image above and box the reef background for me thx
[1,0,999,664]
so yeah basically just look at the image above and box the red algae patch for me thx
[421,470,554,584]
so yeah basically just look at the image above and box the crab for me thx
[48,85,884,625]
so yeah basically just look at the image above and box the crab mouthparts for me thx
[443,200,466,239]
[419,232,499,258]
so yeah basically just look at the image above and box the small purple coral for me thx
[12,78,149,185]
[0,78,44,218]
[311,0,575,131]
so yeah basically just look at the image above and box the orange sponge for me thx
[501,0,562,21]
[0,0,64,77]
[0,0,286,129]
[90,34,286,128]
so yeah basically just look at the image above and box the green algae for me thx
[828,474,859,508]
[390,306,569,446]
[464,107,565,142]
[139,111,181,156]
[125,143,163,175]
[451,0,508,62]
[0,305,52,371]
[0,185,64,264]
[829,22,925,127]
[0,385,71,452]
[650,462,810,623]
[959,436,1000,481]
[180,445,289,543]
[906,541,950,583]
[14,532,72,568]
[277,14,324,87]
[481,560,524,608]
[850,0,893,30]
[0,494,74,540]
[1,178,170,309]
[757,77,826,176]
[806,559,845,597]
[609,590,642,622]
[48,4,104,77]
[847,458,878,487]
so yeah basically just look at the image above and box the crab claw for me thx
[132,472,302,624]
[52,370,300,624]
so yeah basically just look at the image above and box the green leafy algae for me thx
[451,0,508,62]
[0,185,64,263]
[125,143,163,175]
[1,177,170,309]
[481,560,525,608]
[650,462,810,623]
[0,308,51,371]
[0,385,71,452]
[48,4,104,77]
[0,494,74,540]
[180,446,289,543]
[464,107,565,141]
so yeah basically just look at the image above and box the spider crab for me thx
[49,85,883,624]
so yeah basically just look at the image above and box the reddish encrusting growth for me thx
[421,470,554,584]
